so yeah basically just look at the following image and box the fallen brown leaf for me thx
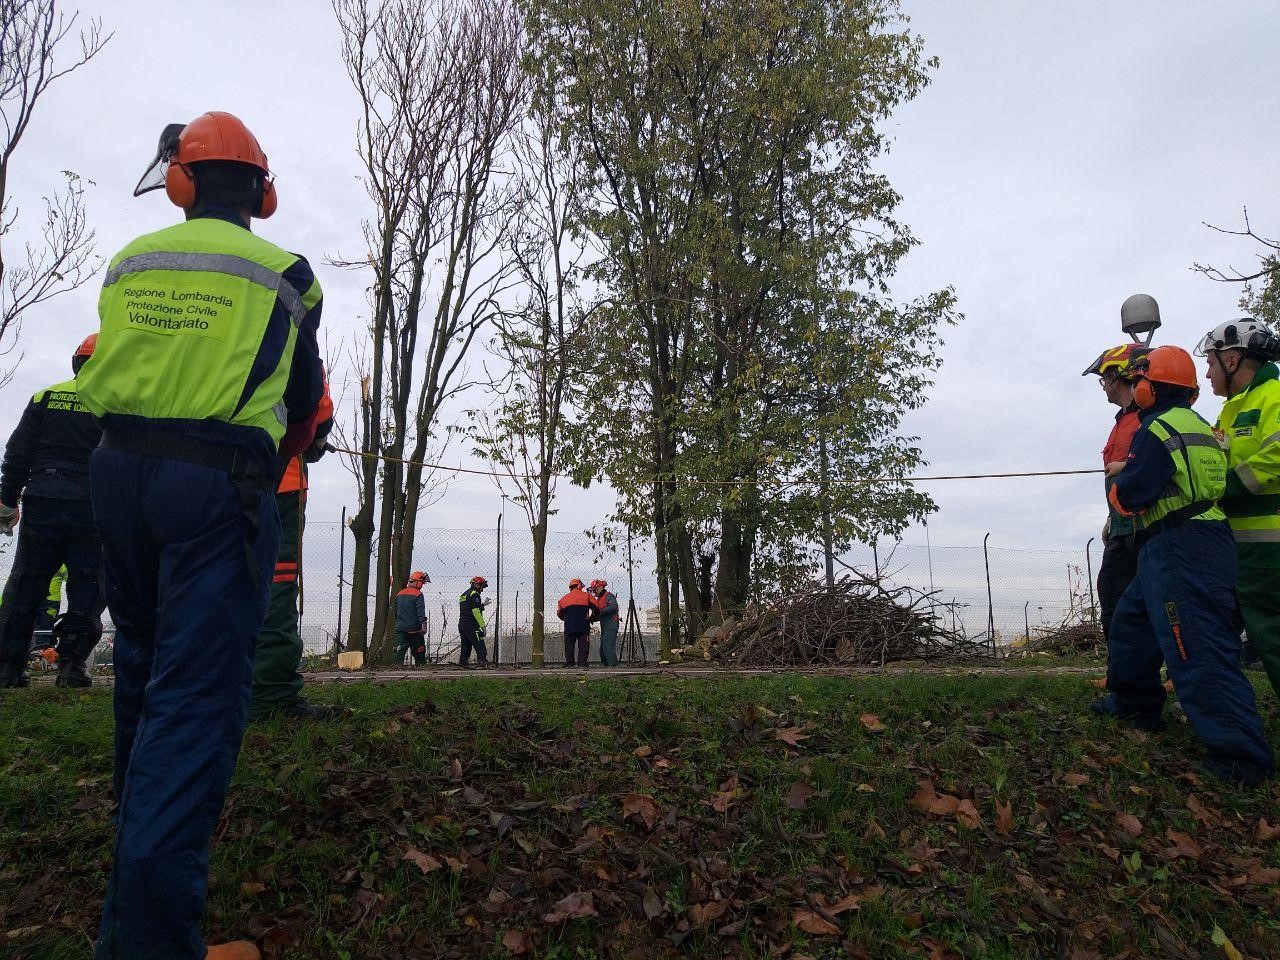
[859,713,885,733]
[619,793,662,830]
[1186,794,1220,828]
[542,891,597,924]
[642,887,664,920]
[792,909,840,936]
[502,928,535,955]
[1164,828,1204,860]
[1115,812,1143,837]
[776,725,813,747]
[690,900,730,925]
[784,781,816,810]
[1254,818,1280,842]
[239,881,267,896]
[633,745,653,758]
[955,798,982,829]
[994,799,1014,835]
[1062,773,1090,788]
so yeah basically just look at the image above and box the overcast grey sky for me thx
[3,0,1278,556]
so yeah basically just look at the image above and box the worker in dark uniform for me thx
[458,575,489,668]
[1094,346,1274,785]
[589,578,620,666]
[0,335,104,688]
[557,578,593,668]
[395,571,431,665]
[77,112,324,960]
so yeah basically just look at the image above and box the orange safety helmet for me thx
[589,578,607,590]
[569,578,584,590]
[408,570,429,585]
[1082,343,1149,379]
[469,575,488,589]
[1127,345,1198,409]
[164,112,277,218]
[72,333,97,374]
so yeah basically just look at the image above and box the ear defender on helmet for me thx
[257,177,277,219]
[164,161,198,209]
[1134,378,1156,409]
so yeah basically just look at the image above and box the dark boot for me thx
[55,658,93,688]
[0,663,30,688]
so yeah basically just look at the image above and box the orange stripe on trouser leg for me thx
[272,573,297,583]
[1165,601,1188,661]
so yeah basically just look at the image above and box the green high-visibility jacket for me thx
[1132,407,1227,531]
[1215,362,1280,543]
[78,216,322,446]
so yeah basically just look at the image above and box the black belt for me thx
[99,427,274,578]
[100,428,270,487]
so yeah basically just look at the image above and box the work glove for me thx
[418,620,430,634]
[0,503,18,536]
[476,627,486,639]
[303,439,336,464]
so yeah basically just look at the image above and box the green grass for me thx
[2,672,1278,959]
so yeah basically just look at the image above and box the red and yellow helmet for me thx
[1082,343,1149,379]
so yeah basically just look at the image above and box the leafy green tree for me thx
[527,0,956,650]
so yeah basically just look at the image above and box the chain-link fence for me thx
[0,518,1103,666]
[294,520,1101,662]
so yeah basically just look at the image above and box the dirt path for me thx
[302,662,1106,684]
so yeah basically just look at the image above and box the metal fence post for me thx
[495,511,503,665]
[335,506,346,658]
[1023,600,1030,641]
[982,533,995,648]
[1085,536,1097,622]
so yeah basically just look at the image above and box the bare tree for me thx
[472,103,601,666]
[1193,208,1280,285]
[333,0,527,662]
[1,1,110,382]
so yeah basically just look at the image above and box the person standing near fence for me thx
[1198,319,1280,698]
[1094,345,1274,785]
[77,111,326,960]
[396,571,431,665]
[458,575,489,668]
[590,579,620,667]
[558,578,593,668]
[249,373,336,721]
[1083,344,1148,644]
[0,335,105,689]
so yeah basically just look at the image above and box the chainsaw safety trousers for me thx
[91,450,279,959]
[1104,519,1274,784]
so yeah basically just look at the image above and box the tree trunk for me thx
[531,516,548,667]
[345,505,374,652]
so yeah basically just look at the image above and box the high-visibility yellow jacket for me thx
[1214,362,1280,543]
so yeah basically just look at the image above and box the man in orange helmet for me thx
[1082,343,1148,643]
[0,334,104,689]
[249,372,337,720]
[77,112,325,960]
[1095,346,1273,785]
[589,578,620,666]
[458,575,489,668]
[557,578,593,668]
[396,571,432,665]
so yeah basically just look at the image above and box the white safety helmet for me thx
[1194,318,1280,359]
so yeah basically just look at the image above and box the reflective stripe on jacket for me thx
[395,586,427,633]
[1215,363,1280,542]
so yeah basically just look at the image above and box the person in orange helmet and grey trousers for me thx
[589,578,620,666]
[249,369,338,720]
[396,571,431,665]
[76,112,326,960]
[1093,345,1273,785]
[557,578,593,668]
[0,334,105,689]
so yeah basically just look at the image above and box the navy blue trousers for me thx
[91,449,279,960]
[0,496,102,669]
[1105,520,1274,782]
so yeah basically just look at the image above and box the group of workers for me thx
[1084,308,1280,786]
[391,573,622,669]
[0,112,331,959]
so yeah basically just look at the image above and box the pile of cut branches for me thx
[1025,618,1105,656]
[671,573,987,666]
